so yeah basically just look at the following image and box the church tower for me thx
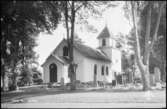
[97,25,115,59]
[97,25,122,74]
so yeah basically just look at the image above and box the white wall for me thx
[111,49,122,74]
[43,39,119,83]
[83,57,113,82]
[73,49,85,82]
[53,39,67,57]
[43,55,64,83]
[45,40,85,83]
[62,65,70,83]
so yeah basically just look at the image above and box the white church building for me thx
[42,26,122,84]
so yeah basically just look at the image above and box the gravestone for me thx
[129,71,133,83]
[3,74,9,91]
[150,73,155,86]
[60,77,64,89]
[154,67,161,82]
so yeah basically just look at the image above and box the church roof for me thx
[73,41,111,62]
[41,54,70,66]
[97,26,110,39]
[53,55,70,64]
[42,39,111,66]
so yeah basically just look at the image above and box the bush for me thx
[17,80,25,87]
[134,78,142,83]
[47,83,53,88]
[9,84,17,91]
[33,78,43,85]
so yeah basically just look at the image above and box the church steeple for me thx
[97,25,115,59]
[97,25,113,49]
[97,26,110,39]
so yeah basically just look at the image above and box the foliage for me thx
[32,67,43,85]
[18,64,32,86]
[130,1,166,90]
[1,1,61,65]
[138,1,166,81]
[1,1,61,90]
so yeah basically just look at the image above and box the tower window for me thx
[63,46,68,56]
[102,39,106,46]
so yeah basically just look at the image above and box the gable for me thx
[52,39,68,56]
[42,55,62,67]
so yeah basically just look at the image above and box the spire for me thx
[97,25,110,39]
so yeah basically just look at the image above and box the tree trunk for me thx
[162,59,166,82]
[131,1,165,91]
[142,2,152,90]
[10,60,18,91]
[11,71,18,90]
[64,1,76,90]
[131,1,151,91]
[69,1,76,90]
[1,65,6,91]
[64,1,70,48]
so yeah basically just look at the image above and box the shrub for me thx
[47,83,53,88]
[9,84,17,91]
[33,78,43,85]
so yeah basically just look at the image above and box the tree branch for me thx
[74,2,87,13]
[67,1,72,9]
[65,1,69,41]
[131,2,142,62]
[150,3,165,49]
[143,2,152,65]
[145,2,152,47]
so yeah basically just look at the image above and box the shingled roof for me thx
[97,26,111,39]
[42,39,111,66]
[73,41,111,62]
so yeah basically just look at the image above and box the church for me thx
[42,26,122,84]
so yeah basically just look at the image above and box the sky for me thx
[34,2,132,69]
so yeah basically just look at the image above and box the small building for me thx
[42,26,122,84]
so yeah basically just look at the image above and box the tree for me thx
[138,1,166,82]
[1,1,61,90]
[130,1,166,91]
[31,66,43,85]
[61,1,115,90]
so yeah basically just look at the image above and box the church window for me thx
[63,46,68,56]
[101,65,104,75]
[106,66,109,75]
[94,64,97,75]
[102,39,106,46]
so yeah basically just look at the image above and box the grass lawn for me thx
[1,85,166,103]
[1,85,166,108]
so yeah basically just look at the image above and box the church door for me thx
[49,63,57,82]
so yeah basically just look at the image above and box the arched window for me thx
[63,46,68,56]
[101,65,104,75]
[102,39,106,46]
[106,66,109,75]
